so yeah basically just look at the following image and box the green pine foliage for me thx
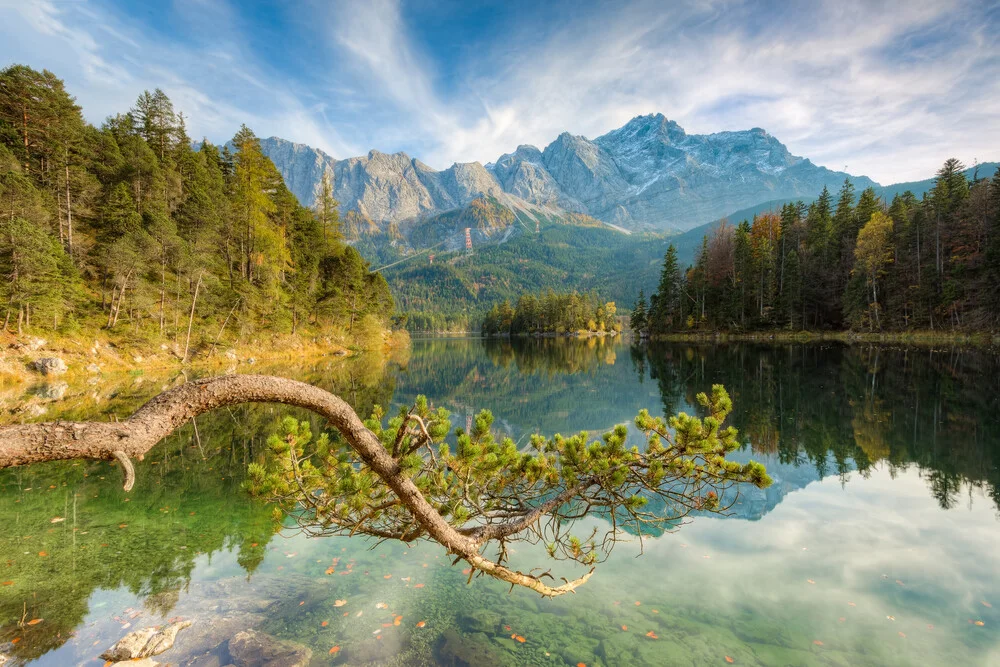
[0,65,392,344]
[644,161,1000,334]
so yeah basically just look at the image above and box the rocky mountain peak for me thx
[260,115,879,233]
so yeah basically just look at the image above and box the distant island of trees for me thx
[631,161,1000,336]
[482,290,622,336]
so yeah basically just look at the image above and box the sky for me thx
[1,0,998,184]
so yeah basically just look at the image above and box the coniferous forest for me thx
[632,165,1000,335]
[0,66,393,353]
[481,290,621,336]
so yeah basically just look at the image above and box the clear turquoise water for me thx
[1,338,997,666]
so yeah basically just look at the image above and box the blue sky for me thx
[1,0,997,183]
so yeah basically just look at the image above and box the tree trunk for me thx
[0,375,592,598]
[182,273,203,364]
[65,159,73,260]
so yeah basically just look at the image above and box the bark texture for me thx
[0,374,591,596]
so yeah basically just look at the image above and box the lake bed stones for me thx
[100,619,192,661]
[227,629,311,667]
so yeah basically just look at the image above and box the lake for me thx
[1,337,998,666]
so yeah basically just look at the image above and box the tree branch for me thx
[0,374,590,597]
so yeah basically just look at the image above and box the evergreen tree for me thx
[630,289,648,335]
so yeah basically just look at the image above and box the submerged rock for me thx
[31,357,67,375]
[109,659,160,667]
[227,629,311,667]
[100,620,192,661]
[435,629,501,667]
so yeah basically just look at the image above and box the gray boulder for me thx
[227,629,311,667]
[31,357,67,375]
[100,620,192,661]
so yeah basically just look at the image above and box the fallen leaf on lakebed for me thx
[1,581,13,586]
[416,621,426,628]
[414,583,425,588]
[329,646,340,654]
[334,599,347,607]
[50,517,65,523]
[974,621,985,626]
[725,658,734,664]
[645,631,658,639]
[621,625,628,631]
[26,619,43,625]
[462,568,471,575]
[321,621,328,627]
[813,640,824,646]
[512,634,526,643]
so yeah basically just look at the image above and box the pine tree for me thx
[630,289,648,335]
[648,244,681,333]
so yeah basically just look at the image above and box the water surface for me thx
[1,338,998,666]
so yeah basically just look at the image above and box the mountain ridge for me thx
[260,113,879,233]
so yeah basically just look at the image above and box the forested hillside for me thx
[0,66,393,354]
[387,225,670,331]
[634,163,1000,333]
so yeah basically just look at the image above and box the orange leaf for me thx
[299,601,305,606]
[329,646,340,654]
[334,599,347,607]
[813,640,823,646]
[11,638,20,644]
[416,621,426,628]
[898,632,906,638]
[37,551,47,557]
[806,579,815,584]
[321,621,328,627]
[1,581,13,586]
[621,625,628,631]
[118,524,127,529]
[462,568,471,575]
[383,574,392,579]
[577,663,587,667]
[514,635,526,643]
[974,620,985,626]
[645,631,658,639]
[325,567,336,575]
[251,543,258,547]
[376,635,382,640]
[414,583,425,588]
[983,601,993,608]
[725,658,734,664]
[26,619,43,625]
[634,601,641,606]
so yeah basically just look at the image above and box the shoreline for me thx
[0,329,410,386]
[641,329,1000,348]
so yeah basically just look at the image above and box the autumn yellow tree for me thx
[852,211,894,330]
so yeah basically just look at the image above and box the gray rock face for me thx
[31,358,67,375]
[261,114,879,233]
[227,629,311,667]
[260,139,507,228]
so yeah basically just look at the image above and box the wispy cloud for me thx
[0,0,997,182]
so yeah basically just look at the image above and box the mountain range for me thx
[261,113,878,234]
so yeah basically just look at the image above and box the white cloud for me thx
[0,0,997,182]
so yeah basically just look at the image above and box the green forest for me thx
[632,162,1000,334]
[0,65,393,354]
[481,290,622,336]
